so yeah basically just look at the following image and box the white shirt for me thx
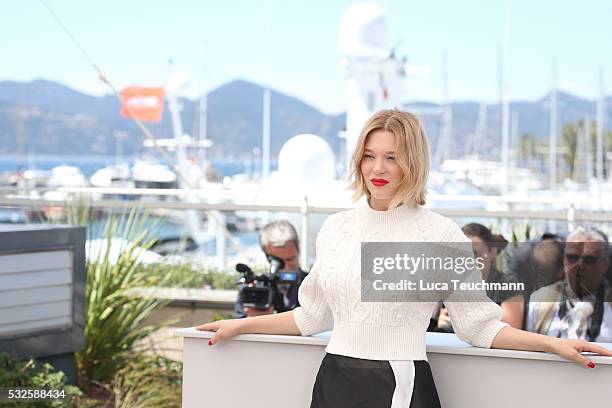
[292,203,508,361]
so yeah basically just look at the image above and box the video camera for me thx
[236,254,299,311]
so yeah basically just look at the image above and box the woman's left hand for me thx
[549,338,612,368]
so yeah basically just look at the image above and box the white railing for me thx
[2,186,612,265]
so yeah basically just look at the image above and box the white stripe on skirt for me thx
[389,360,416,408]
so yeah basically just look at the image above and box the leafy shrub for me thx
[143,262,238,289]
[110,353,182,408]
[211,312,234,321]
[0,352,82,408]
[76,210,176,384]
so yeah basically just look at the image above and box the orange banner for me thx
[120,86,165,122]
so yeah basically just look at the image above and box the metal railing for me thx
[2,186,612,266]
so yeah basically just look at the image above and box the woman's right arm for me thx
[196,310,301,345]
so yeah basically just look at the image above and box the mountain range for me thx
[0,78,610,163]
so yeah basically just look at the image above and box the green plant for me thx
[65,194,93,227]
[76,209,176,385]
[487,220,536,274]
[110,353,182,408]
[143,262,238,289]
[0,352,82,408]
[510,221,535,248]
[211,312,234,321]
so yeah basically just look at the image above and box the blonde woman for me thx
[197,109,612,407]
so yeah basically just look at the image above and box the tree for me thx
[518,132,537,170]
[561,121,580,180]
[561,119,612,182]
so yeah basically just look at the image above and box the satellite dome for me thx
[277,134,335,186]
[338,1,389,58]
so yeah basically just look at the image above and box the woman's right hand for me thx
[196,318,245,346]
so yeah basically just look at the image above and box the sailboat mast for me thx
[585,115,593,181]
[549,60,558,191]
[499,0,512,194]
[596,67,605,182]
[198,91,208,162]
[510,111,518,171]
[473,101,487,159]
[262,88,271,180]
[499,45,510,194]
[436,50,452,165]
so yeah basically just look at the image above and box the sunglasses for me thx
[564,254,602,265]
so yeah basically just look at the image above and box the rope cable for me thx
[38,0,248,261]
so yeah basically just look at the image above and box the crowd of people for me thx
[236,218,612,344]
[427,223,612,341]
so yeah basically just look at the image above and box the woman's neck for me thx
[368,197,392,211]
[359,199,421,229]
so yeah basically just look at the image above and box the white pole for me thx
[168,78,222,265]
[436,51,451,165]
[575,116,586,182]
[585,115,593,181]
[473,101,487,159]
[510,111,518,171]
[549,60,558,191]
[167,91,188,188]
[261,0,272,181]
[199,92,208,162]
[262,88,271,180]
[501,73,510,194]
[216,214,226,270]
[596,67,605,182]
[300,196,309,268]
[501,1,511,194]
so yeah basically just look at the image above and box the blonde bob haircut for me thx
[348,109,429,209]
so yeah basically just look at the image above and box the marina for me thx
[1,0,612,406]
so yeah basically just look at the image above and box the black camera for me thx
[236,254,299,311]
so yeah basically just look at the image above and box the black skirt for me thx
[310,353,441,408]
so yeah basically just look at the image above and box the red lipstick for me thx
[371,178,389,187]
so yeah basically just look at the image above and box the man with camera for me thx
[526,227,612,341]
[234,220,308,318]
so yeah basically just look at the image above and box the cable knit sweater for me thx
[292,203,509,361]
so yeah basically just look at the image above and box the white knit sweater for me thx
[292,203,509,360]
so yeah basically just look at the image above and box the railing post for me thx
[207,210,227,270]
[567,203,576,232]
[300,196,309,268]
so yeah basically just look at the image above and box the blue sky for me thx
[2,0,612,113]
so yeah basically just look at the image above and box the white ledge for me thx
[175,327,329,346]
[175,327,612,365]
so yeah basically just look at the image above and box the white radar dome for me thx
[277,134,335,186]
[338,1,389,58]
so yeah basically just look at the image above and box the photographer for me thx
[234,220,307,318]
